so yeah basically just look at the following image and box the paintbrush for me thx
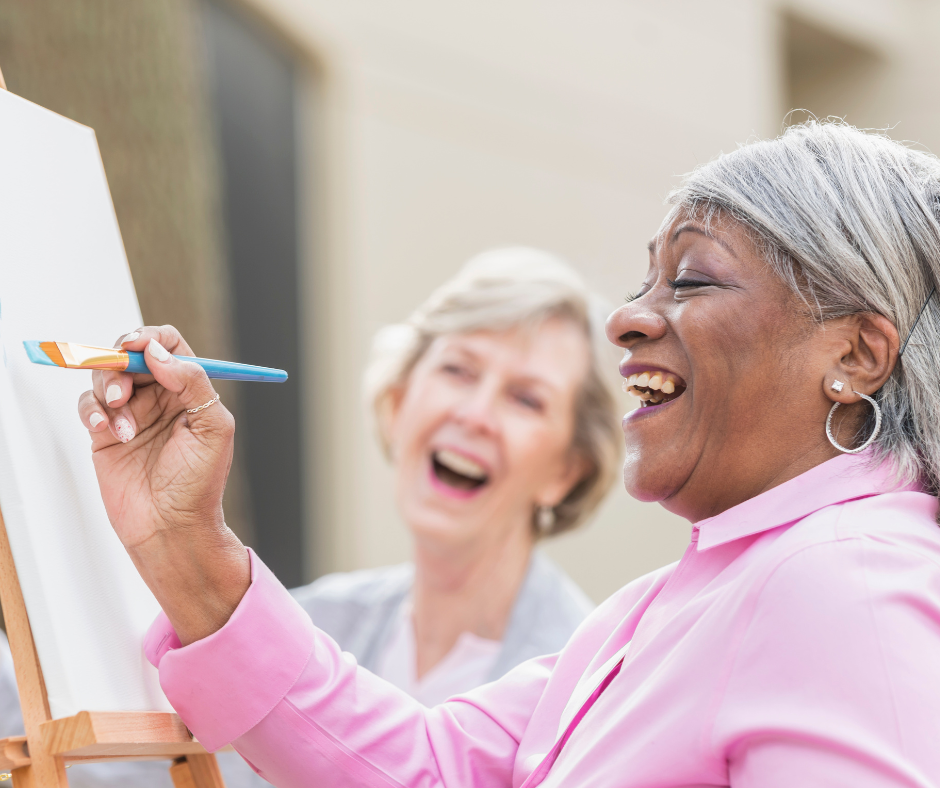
[23,341,287,383]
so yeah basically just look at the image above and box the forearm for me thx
[128,522,249,646]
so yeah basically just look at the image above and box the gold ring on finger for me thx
[186,394,220,414]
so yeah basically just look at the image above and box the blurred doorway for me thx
[201,0,305,587]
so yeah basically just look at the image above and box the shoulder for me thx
[738,491,940,652]
[714,497,940,767]
[765,490,940,579]
[290,563,414,608]
[289,564,413,655]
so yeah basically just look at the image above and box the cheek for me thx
[390,380,450,451]
[686,304,785,382]
[503,419,571,484]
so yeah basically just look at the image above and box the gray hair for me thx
[666,120,940,503]
[364,247,623,537]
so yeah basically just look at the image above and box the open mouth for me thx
[622,369,687,409]
[431,449,489,491]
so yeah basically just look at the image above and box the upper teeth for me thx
[435,449,487,480]
[621,370,683,406]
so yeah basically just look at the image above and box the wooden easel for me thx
[0,64,225,788]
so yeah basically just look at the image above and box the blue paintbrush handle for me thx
[124,351,287,382]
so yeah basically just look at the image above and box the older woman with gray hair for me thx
[80,120,940,786]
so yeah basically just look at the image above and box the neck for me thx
[410,519,533,679]
[672,433,842,523]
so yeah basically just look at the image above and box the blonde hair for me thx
[667,120,940,503]
[364,247,623,537]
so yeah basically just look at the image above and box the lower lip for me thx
[622,395,681,425]
[427,463,486,500]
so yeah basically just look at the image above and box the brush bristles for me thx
[39,342,66,367]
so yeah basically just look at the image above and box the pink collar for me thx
[694,451,924,552]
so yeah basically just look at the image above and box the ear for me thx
[535,450,593,509]
[822,312,899,404]
[378,384,407,459]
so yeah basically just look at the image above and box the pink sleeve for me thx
[714,538,940,787]
[145,549,551,788]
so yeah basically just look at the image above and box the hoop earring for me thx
[536,505,556,534]
[825,392,882,454]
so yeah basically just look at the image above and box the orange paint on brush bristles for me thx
[39,342,66,367]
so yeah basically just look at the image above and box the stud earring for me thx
[831,380,844,393]
[536,505,556,534]
[826,391,882,454]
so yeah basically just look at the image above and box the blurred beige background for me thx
[3,0,939,602]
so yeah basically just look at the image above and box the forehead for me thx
[648,211,753,261]
[429,320,590,387]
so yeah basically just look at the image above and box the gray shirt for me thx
[0,550,593,787]
[291,550,595,682]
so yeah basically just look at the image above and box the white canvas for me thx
[0,89,171,717]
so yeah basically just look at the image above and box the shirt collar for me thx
[694,451,923,551]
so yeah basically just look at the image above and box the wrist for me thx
[128,521,250,646]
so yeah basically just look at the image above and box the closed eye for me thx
[441,363,473,380]
[667,277,713,290]
[511,391,544,412]
[625,286,652,303]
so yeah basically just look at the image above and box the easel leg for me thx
[169,754,225,788]
[9,757,66,788]
[0,507,68,788]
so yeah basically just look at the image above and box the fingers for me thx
[119,325,195,358]
[144,338,226,422]
[81,325,216,445]
[93,325,196,408]
[78,390,138,446]
[94,368,134,409]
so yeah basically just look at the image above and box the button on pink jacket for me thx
[145,452,940,787]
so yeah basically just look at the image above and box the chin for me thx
[405,510,476,546]
[621,456,682,504]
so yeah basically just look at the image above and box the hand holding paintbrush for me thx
[77,326,250,644]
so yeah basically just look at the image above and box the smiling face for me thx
[607,213,862,522]
[387,318,590,553]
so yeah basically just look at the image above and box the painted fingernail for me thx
[114,418,135,443]
[89,412,106,428]
[121,332,140,344]
[106,384,122,404]
[149,338,171,363]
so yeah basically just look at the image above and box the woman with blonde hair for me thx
[287,246,622,705]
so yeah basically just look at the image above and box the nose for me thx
[605,302,668,349]
[453,379,500,435]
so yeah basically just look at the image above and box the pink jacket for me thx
[145,452,940,787]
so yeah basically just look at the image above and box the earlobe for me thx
[823,373,856,404]
[537,453,591,511]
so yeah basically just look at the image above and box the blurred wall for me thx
[240,0,940,601]
[245,0,779,599]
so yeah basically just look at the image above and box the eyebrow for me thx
[647,223,738,258]
[511,374,558,393]
[442,344,561,393]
